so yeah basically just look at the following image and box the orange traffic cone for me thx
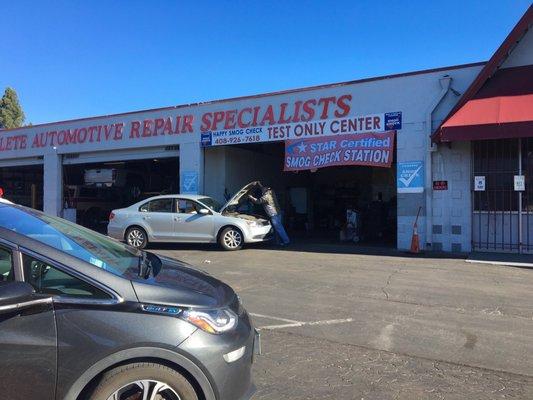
[410,206,422,254]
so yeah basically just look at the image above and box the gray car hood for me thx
[131,255,236,309]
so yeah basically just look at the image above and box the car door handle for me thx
[142,216,151,220]
[173,217,182,222]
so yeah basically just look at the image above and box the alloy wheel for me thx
[223,229,242,249]
[127,229,145,248]
[106,379,181,400]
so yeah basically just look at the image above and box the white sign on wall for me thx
[180,171,199,194]
[474,176,485,191]
[397,161,424,193]
[514,175,525,191]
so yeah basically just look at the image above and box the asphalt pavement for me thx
[153,242,533,400]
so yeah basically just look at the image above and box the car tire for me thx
[125,226,148,249]
[219,226,243,251]
[89,362,198,400]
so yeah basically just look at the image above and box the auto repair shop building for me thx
[0,5,531,253]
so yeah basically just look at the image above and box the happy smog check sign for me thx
[284,131,395,171]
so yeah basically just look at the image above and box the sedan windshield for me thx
[0,205,140,276]
[198,197,222,212]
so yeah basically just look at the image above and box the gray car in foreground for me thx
[107,182,272,250]
[0,202,259,400]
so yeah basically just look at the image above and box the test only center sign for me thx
[284,131,395,171]
[201,110,402,147]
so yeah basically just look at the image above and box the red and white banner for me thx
[284,131,395,171]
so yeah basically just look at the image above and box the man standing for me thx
[248,184,290,246]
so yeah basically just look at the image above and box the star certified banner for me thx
[284,131,395,171]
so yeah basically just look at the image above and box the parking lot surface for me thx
[153,243,533,400]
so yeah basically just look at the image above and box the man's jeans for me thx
[270,214,290,245]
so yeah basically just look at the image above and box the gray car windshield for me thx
[198,197,222,212]
[0,205,140,276]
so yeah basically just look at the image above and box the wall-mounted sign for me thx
[474,176,485,191]
[397,161,424,193]
[0,88,402,159]
[284,131,395,172]
[384,112,402,130]
[433,180,448,191]
[202,110,402,147]
[0,116,195,154]
[200,132,212,147]
[180,171,198,194]
[514,175,525,191]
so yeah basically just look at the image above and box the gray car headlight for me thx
[180,308,238,334]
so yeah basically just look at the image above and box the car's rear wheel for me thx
[125,226,148,249]
[219,226,243,251]
[89,362,198,400]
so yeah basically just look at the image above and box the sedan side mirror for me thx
[198,208,210,215]
[0,281,35,307]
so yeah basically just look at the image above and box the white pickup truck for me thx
[84,168,128,188]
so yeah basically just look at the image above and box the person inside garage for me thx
[248,183,290,246]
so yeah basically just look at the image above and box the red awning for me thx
[439,65,533,142]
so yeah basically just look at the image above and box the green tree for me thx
[0,87,25,129]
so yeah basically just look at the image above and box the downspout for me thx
[425,76,452,249]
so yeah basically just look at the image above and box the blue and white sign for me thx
[200,132,212,147]
[384,112,402,130]
[180,171,199,194]
[397,161,424,193]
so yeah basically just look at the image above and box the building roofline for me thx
[2,61,485,134]
[433,5,533,142]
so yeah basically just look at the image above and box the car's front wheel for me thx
[89,362,198,400]
[125,226,148,249]
[219,226,243,251]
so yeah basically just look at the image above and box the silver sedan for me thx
[107,182,272,250]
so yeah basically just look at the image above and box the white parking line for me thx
[250,312,354,330]
[306,318,354,326]
[258,318,354,330]
[249,312,301,324]
[258,322,304,330]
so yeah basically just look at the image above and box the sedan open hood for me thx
[219,181,261,214]
[131,255,236,309]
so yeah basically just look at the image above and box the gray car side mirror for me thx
[198,208,210,215]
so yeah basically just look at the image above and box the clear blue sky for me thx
[0,0,530,125]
